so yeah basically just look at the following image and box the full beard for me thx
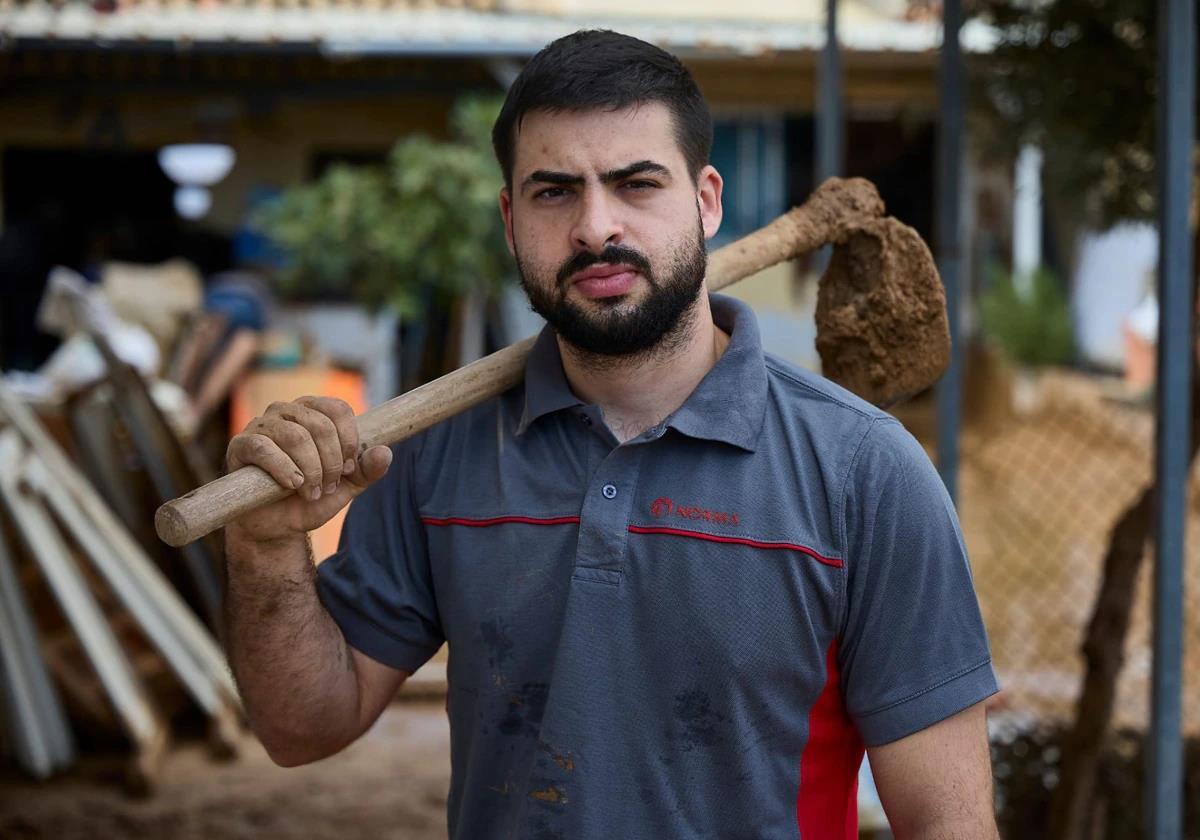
[516,215,708,366]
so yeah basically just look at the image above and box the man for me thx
[224,30,1000,839]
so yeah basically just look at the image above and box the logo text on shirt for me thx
[650,497,740,526]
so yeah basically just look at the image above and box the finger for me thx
[262,418,325,500]
[315,446,393,513]
[227,433,305,491]
[359,445,393,485]
[270,402,344,494]
[295,396,359,473]
[344,445,393,491]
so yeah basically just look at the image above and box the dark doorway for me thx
[784,115,935,246]
[1,148,231,370]
[3,147,176,234]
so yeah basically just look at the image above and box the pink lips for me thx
[571,264,640,299]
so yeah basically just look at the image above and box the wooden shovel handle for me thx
[155,178,884,547]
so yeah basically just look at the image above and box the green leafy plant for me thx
[255,96,510,313]
[979,265,1074,367]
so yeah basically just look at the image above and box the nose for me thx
[569,187,623,254]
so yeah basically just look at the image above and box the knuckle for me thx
[276,424,306,448]
[247,434,275,459]
[312,412,337,436]
[296,395,327,414]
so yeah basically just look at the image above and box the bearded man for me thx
[224,29,1000,839]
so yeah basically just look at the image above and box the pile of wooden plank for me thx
[0,381,240,792]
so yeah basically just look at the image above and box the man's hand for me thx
[225,396,393,543]
[867,702,999,839]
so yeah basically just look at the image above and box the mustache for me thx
[556,245,653,289]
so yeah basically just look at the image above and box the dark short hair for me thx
[492,30,713,188]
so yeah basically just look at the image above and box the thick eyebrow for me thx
[599,160,671,184]
[520,160,672,193]
[521,170,585,192]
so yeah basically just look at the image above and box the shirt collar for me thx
[661,294,768,452]
[516,293,769,452]
[516,324,583,435]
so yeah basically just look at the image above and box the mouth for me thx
[570,263,642,300]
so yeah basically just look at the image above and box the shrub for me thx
[254,96,509,314]
[979,265,1075,368]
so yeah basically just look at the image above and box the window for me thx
[709,115,787,246]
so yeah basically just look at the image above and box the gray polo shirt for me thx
[316,294,997,840]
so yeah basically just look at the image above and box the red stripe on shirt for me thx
[796,641,864,839]
[627,525,843,568]
[421,515,581,528]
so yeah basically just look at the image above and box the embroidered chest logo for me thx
[650,497,741,526]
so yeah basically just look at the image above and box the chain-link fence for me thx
[900,365,1200,735]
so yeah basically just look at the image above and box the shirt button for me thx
[601,483,618,500]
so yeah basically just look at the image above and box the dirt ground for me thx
[0,702,453,840]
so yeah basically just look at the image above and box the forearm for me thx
[224,527,362,766]
[897,816,998,840]
[871,704,998,840]
[894,817,999,840]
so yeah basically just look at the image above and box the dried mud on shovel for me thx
[815,215,950,408]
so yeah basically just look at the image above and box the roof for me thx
[0,0,997,57]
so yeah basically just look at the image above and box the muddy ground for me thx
[0,702,452,840]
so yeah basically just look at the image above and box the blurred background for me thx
[0,0,1196,838]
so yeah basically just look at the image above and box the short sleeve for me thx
[839,418,998,746]
[315,437,444,674]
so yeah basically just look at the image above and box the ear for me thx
[499,186,516,257]
[695,164,724,241]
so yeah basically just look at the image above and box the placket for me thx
[570,407,645,584]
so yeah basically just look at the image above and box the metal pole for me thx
[816,0,843,184]
[1149,0,1195,835]
[813,0,844,276]
[935,0,964,500]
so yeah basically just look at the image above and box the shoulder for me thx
[762,352,891,421]
[761,351,901,463]
[386,382,526,484]
[759,352,938,501]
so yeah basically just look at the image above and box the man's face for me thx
[499,103,723,357]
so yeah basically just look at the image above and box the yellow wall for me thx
[0,52,934,232]
[0,41,937,241]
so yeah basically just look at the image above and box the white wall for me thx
[1071,222,1158,370]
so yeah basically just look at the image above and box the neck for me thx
[558,290,730,443]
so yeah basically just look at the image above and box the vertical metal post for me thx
[935,0,964,500]
[816,0,843,184]
[1149,0,1195,835]
[813,0,844,277]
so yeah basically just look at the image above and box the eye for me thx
[534,187,571,201]
[623,180,659,191]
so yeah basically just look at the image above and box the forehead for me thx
[512,103,683,178]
